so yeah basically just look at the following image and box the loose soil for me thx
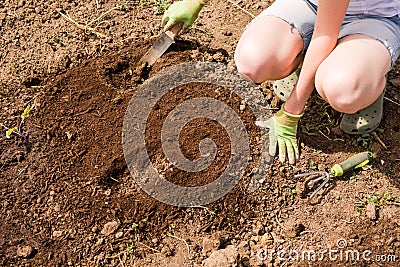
[1,0,399,267]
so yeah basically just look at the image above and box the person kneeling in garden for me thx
[162,0,400,164]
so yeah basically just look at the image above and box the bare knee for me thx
[235,45,274,83]
[315,70,364,114]
[235,42,298,83]
[234,48,265,83]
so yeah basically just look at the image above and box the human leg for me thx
[234,0,316,83]
[314,15,399,134]
[235,16,303,83]
[314,34,390,114]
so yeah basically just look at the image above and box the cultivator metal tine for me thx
[294,170,331,200]
[294,171,328,179]
[308,172,330,199]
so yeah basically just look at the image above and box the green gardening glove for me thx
[256,104,303,164]
[162,0,207,31]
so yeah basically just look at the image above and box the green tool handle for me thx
[330,152,373,177]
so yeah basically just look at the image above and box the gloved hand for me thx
[162,0,207,31]
[256,104,303,164]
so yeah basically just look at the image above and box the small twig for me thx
[227,0,255,18]
[57,10,109,39]
[92,20,111,32]
[136,241,160,253]
[384,96,400,107]
[371,132,387,150]
[86,6,119,28]
[109,177,120,183]
[167,233,190,256]
[18,164,29,175]
[120,36,140,43]
[189,205,208,209]
[318,130,332,141]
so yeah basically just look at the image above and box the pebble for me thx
[389,77,400,87]
[104,189,112,196]
[18,0,25,7]
[0,13,6,24]
[115,231,123,239]
[283,219,305,238]
[17,245,33,258]
[52,230,63,238]
[101,221,119,236]
[203,246,239,267]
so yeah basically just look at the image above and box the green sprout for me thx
[367,192,398,207]
[1,105,32,140]
[290,188,297,195]
[356,134,374,151]
[21,105,30,121]
[309,160,317,170]
[5,127,19,139]
[355,192,399,213]
[52,35,64,46]
[117,3,129,11]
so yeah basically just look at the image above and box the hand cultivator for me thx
[296,152,373,199]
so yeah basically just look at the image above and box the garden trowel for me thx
[139,22,183,66]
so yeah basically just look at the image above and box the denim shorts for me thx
[256,0,400,68]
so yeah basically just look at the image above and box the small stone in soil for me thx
[101,221,119,236]
[283,219,305,238]
[53,230,63,238]
[17,245,34,258]
[115,231,124,239]
[203,246,239,267]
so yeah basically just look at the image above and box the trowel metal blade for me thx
[140,33,174,66]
